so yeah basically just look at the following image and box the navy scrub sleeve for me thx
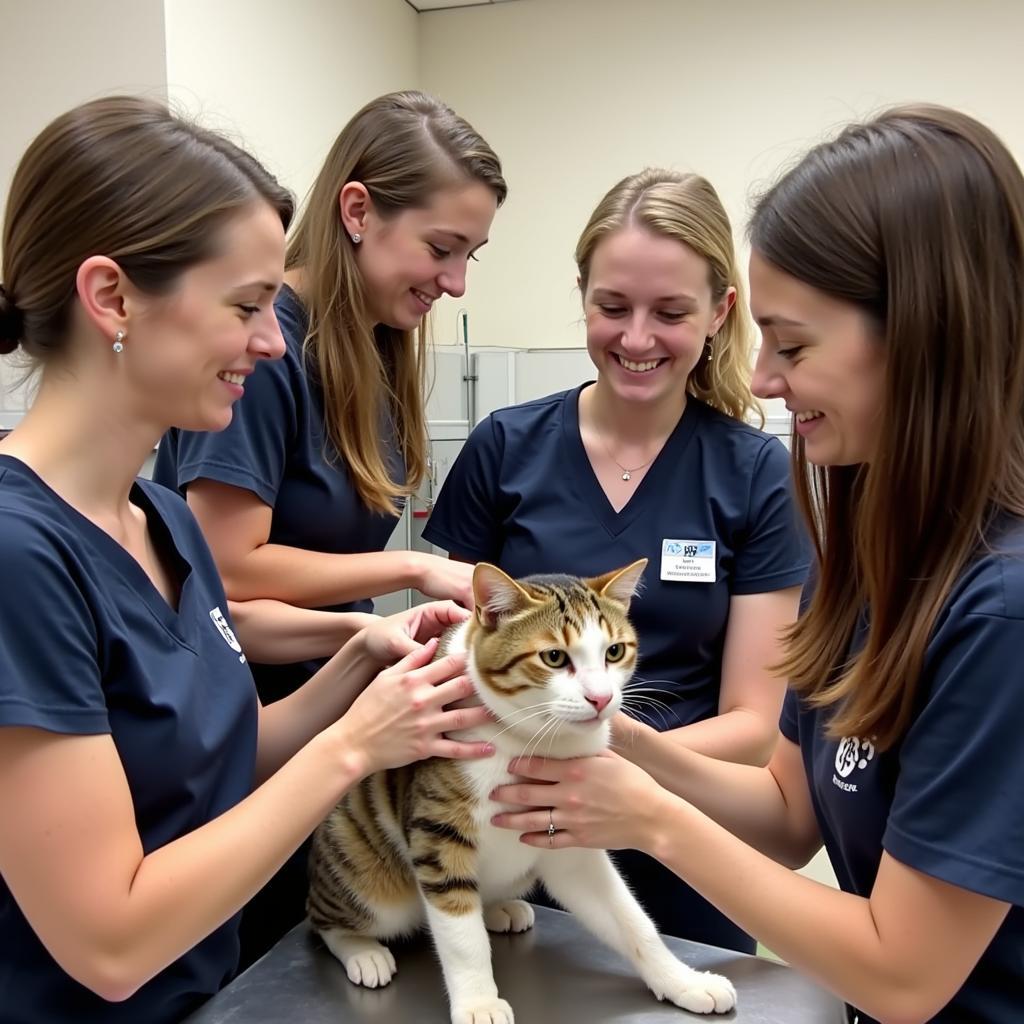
[154,284,405,703]
[0,456,257,1024]
[780,516,1024,1023]
[425,386,809,950]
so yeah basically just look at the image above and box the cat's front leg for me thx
[483,898,534,934]
[423,899,515,1024]
[538,850,737,1015]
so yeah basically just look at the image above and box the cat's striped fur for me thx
[307,560,737,1023]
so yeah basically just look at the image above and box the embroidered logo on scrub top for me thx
[210,606,247,664]
[832,736,875,793]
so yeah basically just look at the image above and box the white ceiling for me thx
[407,0,521,11]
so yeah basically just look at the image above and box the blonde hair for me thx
[286,91,506,515]
[575,169,761,425]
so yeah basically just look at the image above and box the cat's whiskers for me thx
[621,691,673,714]
[618,703,662,733]
[624,677,676,699]
[492,698,561,724]
[522,714,564,762]
[542,718,568,757]
[620,695,673,730]
[622,680,675,719]
[488,702,562,743]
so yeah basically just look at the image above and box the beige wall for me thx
[0,0,168,424]
[164,0,419,207]
[419,0,1024,349]
[0,0,417,422]
[0,0,168,207]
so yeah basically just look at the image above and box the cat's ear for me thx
[472,563,538,629]
[587,558,648,609]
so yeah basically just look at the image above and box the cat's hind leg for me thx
[537,850,737,1015]
[306,808,419,989]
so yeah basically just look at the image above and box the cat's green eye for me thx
[605,642,626,663]
[539,649,569,669]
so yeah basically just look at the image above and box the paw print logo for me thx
[665,542,682,555]
[835,736,875,778]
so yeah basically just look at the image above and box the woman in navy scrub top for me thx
[154,89,506,968]
[492,106,1024,1023]
[425,169,809,951]
[0,97,492,1024]
[155,91,507,707]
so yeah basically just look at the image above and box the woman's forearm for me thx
[225,545,421,608]
[21,727,364,1003]
[663,708,777,766]
[253,631,380,783]
[617,720,815,866]
[639,795,1000,1024]
[228,598,377,663]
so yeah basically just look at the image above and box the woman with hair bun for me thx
[0,96,493,1023]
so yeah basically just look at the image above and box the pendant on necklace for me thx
[622,471,631,481]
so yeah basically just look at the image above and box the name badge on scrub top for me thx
[660,539,717,583]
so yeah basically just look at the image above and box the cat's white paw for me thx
[344,946,397,988]
[451,996,515,1024]
[483,899,535,934]
[653,966,737,1015]
[320,930,397,989]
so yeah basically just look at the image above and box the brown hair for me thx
[285,91,507,515]
[750,105,1024,749]
[575,169,761,425]
[0,95,293,360]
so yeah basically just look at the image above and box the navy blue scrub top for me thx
[781,516,1024,1023]
[154,284,405,702]
[0,456,258,1024]
[424,385,809,728]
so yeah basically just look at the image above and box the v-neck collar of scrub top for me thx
[561,383,702,538]
[0,455,197,647]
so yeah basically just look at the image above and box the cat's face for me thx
[465,560,647,740]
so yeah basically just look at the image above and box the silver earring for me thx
[350,233,362,244]
[112,330,125,354]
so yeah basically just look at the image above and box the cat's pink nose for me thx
[584,692,612,713]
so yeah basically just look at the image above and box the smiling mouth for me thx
[411,288,436,306]
[614,353,665,373]
[217,371,246,386]
[795,410,824,423]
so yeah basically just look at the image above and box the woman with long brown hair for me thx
[491,105,1024,1023]
[154,89,507,965]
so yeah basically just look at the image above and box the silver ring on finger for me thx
[548,808,557,847]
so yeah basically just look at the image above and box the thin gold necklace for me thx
[599,434,657,482]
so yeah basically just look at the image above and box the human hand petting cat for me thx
[411,552,476,609]
[360,600,470,664]
[490,751,672,854]
[337,639,495,779]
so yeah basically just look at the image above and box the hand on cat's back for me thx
[337,639,495,776]
[361,601,472,664]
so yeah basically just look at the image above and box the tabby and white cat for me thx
[307,560,737,1023]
